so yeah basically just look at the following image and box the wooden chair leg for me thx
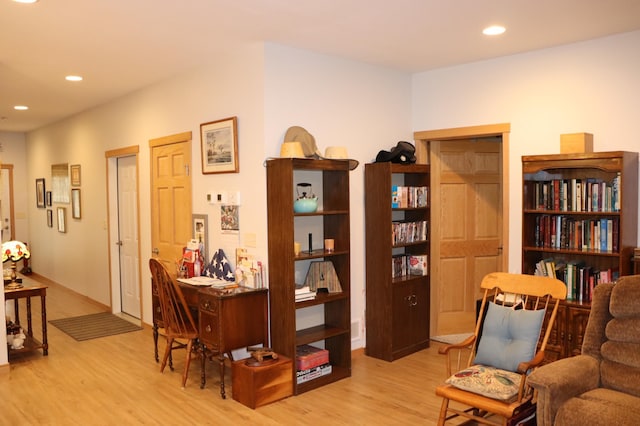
[438,397,450,426]
[160,337,173,373]
[181,339,194,389]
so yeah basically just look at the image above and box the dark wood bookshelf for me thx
[522,151,638,361]
[266,158,352,395]
[365,162,431,361]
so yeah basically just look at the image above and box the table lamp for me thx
[2,240,30,289]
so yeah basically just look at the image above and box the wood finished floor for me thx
[2,276,459,425]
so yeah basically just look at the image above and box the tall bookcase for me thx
[266,158,352,395]
[365,162,430,361]
[522,151,638,361]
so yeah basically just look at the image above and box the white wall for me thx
[263,43,412,347]
[0,132,28,366]
[0,131,29,242]
[26,42,266,321]
[412,30,640,273]
[22,42,412,351]
[16,29,640,354]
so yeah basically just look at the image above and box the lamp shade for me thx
[2,240,30,263]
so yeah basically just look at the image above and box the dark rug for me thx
[49,312,142,341]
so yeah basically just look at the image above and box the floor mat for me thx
[49,312,142,341]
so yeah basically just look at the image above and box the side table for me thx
[4,282,49,357]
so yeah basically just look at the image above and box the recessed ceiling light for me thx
[65,75,83,82]
[14,105,29,111]
[483,25,506,36]
[13,0,39,4]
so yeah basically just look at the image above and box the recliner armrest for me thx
[527,355,600,426]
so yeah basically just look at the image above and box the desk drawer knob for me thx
[206,325,212,333]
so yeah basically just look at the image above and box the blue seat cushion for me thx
[473,301,545,372]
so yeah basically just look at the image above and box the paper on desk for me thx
[177,276,225,287]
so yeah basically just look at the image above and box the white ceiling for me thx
[2,0,640,133]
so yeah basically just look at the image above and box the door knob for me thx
[152,248,160,255]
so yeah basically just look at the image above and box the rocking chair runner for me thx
[149,258,202,389]
[435,272,567,425]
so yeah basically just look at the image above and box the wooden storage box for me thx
[232,355,292,409]
[560,133,593,153]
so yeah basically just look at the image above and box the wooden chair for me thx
[435,272,567,425]
[149,258,202,389]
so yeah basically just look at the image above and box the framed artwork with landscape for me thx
[200,116,238,174]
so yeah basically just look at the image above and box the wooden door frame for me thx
[414,123,510,335]
[105,146,141,317]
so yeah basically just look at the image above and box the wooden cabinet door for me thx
[392,280,429,356]
[411,280,430,347]
[543,304,565,363]
[392,282,414,353]
[566,306,591,357]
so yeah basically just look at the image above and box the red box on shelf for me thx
[296,344,329,370]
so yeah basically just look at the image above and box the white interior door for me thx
[117,156,140,318]
[1,165,15,241]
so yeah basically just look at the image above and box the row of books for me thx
[532,215,619,253]
[391,185,428,208]
[528,174,620,212]
[297,363,332,384]
[392,254,428,278]
[392,220,428,245]
[535,258,618,302]
[294,285,316,302]
[296,344,331,384]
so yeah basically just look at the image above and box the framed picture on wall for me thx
[46,191,52,207]
[71,188,81,219]
[192,214,208,265]
[36,178,46,208]
[47,209,53,228]
[70,164,81,187]
[57,207,66,233]
[200,116,239,174]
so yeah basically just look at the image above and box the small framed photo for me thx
[192,214,208,265]
[46,191,52,207]
[70,164,81,186]
[57,207,66,233]
[200,116,239,174]
[36,178,46,208]
[47,209,53,228]
[71,188,81,219]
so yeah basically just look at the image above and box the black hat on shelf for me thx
[375,141,416,164]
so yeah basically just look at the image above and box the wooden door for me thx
[431,139,503,335]
[150,132,192,275]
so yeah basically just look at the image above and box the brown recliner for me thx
[528,274,640,425]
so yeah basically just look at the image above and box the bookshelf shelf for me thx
[365,162,431,362]
[266,158,352,395]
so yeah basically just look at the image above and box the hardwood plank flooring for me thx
[2,276,458,425]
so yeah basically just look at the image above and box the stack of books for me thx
[296,344,331,384]
[295,285,315,302]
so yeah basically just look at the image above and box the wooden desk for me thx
[152,282,268,399]
[4,281,49,357]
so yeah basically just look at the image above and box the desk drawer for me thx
[199,311,220,352]
[199,295,220,314]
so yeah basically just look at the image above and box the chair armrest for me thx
[527,355,600,426]
[437,335,476,355]
[437,335,476,377]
